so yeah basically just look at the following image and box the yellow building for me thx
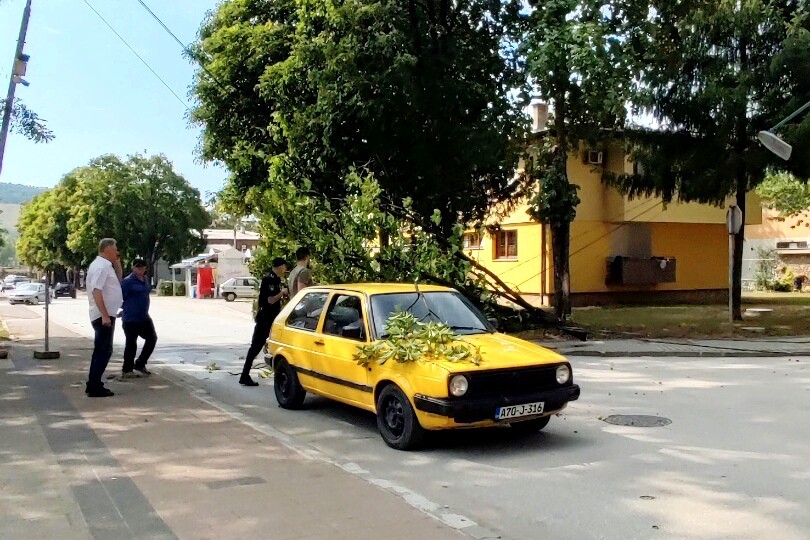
[465,142,762,306]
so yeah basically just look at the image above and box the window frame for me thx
[285,291,329,333]
[494,230,518,260]
[462,232,483,250]
[321,293,368,342]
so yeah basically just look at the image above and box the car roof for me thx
[304,283,453,295]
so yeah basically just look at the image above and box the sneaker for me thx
[239,376,259,387]
[121,371,142,380]
[87,387,114,398]
[133,366,151,376]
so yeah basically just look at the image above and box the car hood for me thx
[434,332,567,373]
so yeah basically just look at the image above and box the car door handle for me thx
[314,339,325,346]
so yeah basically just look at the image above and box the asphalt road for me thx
[3,292,809,540]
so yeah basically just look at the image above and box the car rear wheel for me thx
[509,415,551,434]
[224,292,236,302]
[376,385,425,450]
[274,359,306,409]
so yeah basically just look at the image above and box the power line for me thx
[80,0,190,111]
[132,0,230,93]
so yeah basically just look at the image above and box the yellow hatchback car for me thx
[267,284,580,450]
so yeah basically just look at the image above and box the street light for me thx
[757,99,810,161]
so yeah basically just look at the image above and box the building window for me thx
[462,232,483,250]
[494,230,518,259]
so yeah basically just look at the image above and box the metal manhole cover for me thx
[602,415,671,427]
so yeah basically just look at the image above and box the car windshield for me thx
[17,283,38,291]
[369,291,493,338]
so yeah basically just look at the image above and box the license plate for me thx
[496,401,545,420]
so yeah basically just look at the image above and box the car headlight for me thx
[449,374,469,397]
[556,364,571,385]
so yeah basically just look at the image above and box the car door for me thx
[308,292,373,409]
[281,291,330,390]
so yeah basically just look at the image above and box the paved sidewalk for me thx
[543,336,810,357]
[0,324,468,539]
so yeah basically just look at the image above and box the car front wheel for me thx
[509,415,551,434]
[376,385,425,450]
[274,359,306,409]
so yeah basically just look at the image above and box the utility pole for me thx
[0,0,33,177]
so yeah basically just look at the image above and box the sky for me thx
[0,0,228,199]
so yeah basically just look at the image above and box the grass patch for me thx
[514,292,810,340]
[0,322,9,341]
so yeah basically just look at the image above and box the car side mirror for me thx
[487,317,500,331]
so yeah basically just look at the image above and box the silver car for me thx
[8,282,48,305]
[220,277,260,302]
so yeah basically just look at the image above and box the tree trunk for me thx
[551,222,572,319]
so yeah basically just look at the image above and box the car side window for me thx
[323,295,366,341]
[286,292,329,331]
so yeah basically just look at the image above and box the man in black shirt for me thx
[239,258,289,386]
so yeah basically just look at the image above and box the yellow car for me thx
[267,284,580,450]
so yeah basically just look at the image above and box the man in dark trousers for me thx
[121,258,157,378]
[239,258,288,386]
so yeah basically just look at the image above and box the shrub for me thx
[157,280,173,296]
[174,283,186,296]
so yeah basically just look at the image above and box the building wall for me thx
[465,142,756,304]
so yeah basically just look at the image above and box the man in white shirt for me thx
[85,238,123,397]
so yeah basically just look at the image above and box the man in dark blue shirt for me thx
[239,257,288,386]
[121,258,157,378]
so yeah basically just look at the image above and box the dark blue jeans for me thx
[88,317,116,388]
[122,318,157,372]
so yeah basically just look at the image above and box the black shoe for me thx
[239,377,259,387]
[134,366,151,376]
[87,387,115,397]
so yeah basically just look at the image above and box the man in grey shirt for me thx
[287,247,314,298]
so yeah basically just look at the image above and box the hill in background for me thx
[0,182,47,204]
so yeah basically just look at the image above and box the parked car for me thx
[7,282,48,305]
[2,275,30,292]
[53,282,77,298]
[267,284,580,450]
[220,276,260,302]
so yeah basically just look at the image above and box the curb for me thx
[552,349,808,358]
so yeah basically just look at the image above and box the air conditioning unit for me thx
[585,150,604,165]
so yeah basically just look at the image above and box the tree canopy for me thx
[191,0,527,235]
[605,0,810,319]
[17,154,209,272]
[756,171,810,221]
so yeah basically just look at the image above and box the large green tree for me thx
[17,154,209,275]
[608,0,810,319]
[191,0,526,236]
[520,0,632,318]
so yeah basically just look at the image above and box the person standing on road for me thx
[239,258,288,386]
[121,258,157,378]
[287,247,313,299]
[86,238,123,398]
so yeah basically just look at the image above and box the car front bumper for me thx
[413,384,580,424]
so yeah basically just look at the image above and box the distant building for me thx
[202,228,260,253]
[745,209,810,288]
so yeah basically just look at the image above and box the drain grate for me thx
[602,415,671,427]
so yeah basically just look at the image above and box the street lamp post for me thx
[757,99,810,161]
[0,0,32,178]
